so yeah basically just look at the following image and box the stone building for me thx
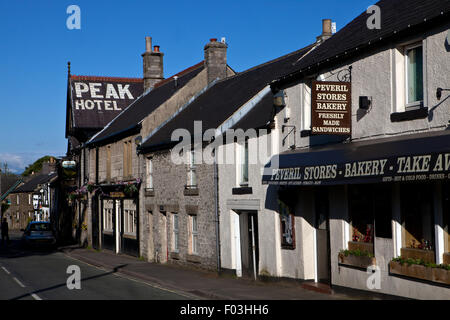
[85,37,234,260]
[6,172,57,230]
[64,64,143,245]
[261,0,450,299]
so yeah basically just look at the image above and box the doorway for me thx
[235,211,259,279]
[315,188,331,284]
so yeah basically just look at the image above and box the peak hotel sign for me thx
[71,80,141,111]
[311,81,351,135]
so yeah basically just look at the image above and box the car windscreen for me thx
[29,223,52,231]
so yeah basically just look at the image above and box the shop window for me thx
[279,199,295,249]
[103,200,114,232]
[124,200,136,235]
[348,184,392,248]
[400,183,435,263]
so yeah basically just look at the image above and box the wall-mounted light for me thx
[273,90,286,107]
[436,88,450,101]
[134,135,142,146]
[359,96,372,110]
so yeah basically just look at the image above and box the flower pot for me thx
[443,253,450,265]
[339,252,376,269]
[400,247,435,264]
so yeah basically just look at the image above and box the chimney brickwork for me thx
[142,37,164,91]
[204,38,228,84]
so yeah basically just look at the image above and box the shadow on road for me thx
[9,263,128,300]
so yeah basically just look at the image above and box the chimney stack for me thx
[316,19,333,43]
[204,38,228,84]
[142,36,164,91]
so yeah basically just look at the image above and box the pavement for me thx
[61,245,380,300]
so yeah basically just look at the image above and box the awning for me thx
[262,130,450,186]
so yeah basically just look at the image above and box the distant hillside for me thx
[22,156,53,177]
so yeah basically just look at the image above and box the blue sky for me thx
[0,0,375,173]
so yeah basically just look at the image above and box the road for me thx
[0,232,188,300]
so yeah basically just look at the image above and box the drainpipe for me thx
[95,147,99,185]
[214,150,221,273]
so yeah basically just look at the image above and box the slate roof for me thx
[139,45,315,152]
[0,175,22,201]
[88,62,205,145]
[11,173,57,194]
[67,75,144,136]
[273,0,450,88]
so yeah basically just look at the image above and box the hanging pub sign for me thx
[311,81,351,135]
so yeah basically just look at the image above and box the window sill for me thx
[123,233,137,240]
[390,107,428,122]
[184,187,199,196]
[232,187,253,195]
[102,230,113,236]
[170,251,180,260]
[338,252,377,269]
[145,188,155,197]
[186,254,201,263]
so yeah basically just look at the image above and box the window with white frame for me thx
[405,43,424,106]
[237,140,249,186]
[124,199,136,235]
[103,200,114,232]
[190,215,199,255]
[393,41,425,112]
[187,150,197,188]
[146,157,153,190]
[173,214,179,252]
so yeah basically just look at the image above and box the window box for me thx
[444,253,450,265]
[400,247,435,264]
[390,107,428,122]
[389,260,450,285]
[348,241,374,254]
[338,251,376,269]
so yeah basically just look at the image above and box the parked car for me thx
[21,221,56,249]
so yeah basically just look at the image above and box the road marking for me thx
[31,293,42,300]
[1,266,10,275]
[13,277,26,288]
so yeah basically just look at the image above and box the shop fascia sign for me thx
[62,160,76,169]
[267,152,450,186]
[311,81,351,135]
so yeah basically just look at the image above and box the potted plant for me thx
[389,257,450,285]
[338,249,376,269]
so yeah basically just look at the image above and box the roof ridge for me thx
[70,75,143,82]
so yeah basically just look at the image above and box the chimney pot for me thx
[154,45,160,52]
[145,37,152,52]
[210,38,217,42]
[322,19,332,36]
